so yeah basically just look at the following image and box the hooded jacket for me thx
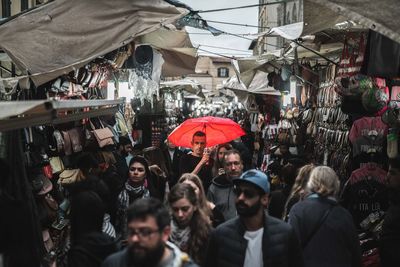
[207,174,237,220]
[101,241,198,267]
[68,231,118,267]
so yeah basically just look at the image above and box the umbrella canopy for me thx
[168,116,245,148]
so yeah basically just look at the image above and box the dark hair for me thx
[223,149,242,166]
[127,197,170,230]
[281,163,297,186]
[70,191,105,242]
[192,131,206,139]
[128,155,150,177]
[168,183,211,265]
[118,136,131,147]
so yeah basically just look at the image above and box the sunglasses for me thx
[233,186,258,199]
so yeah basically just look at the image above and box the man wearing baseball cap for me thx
[205,169,303,267]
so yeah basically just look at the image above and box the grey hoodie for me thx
[207,174,237,220]
[101,241,198,267]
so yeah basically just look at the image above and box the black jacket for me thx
[205,214,303,267]
[289,197,361,267]
[68,232,118,267]
[379,191,400,267]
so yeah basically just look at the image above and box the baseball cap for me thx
[233,169,270,193]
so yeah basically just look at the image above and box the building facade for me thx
[186,55,233,92]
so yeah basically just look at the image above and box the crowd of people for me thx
[19,128,399,267]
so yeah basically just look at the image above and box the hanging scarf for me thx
[116,180,150,239]
[170,220,191,252]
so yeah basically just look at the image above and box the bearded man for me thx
[205,170,304,267]
[102,198,198,267]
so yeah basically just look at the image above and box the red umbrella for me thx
[168,116,246,148]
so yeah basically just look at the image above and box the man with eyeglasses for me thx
[207,149,243,220]
[102,198,198,267]
[205,169,303,267]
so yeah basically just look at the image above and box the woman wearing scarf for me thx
[115,156,160,241]
[168,183,211,266]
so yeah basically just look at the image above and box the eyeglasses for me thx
[233,186,258,199]
[128,227,160,239]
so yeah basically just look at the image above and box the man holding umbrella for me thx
[179,131,214,192]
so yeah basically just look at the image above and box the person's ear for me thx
[161,225,171,242]
[261,193,269,207]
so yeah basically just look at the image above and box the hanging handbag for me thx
[58,169,84,185]
[49,157,64,175]
[91,120,115,148]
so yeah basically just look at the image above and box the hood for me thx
[212,174,234,188]
[166,241,192,267]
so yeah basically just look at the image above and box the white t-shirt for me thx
[243,228,264,267]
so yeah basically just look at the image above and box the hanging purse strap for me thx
[302,203,335,248]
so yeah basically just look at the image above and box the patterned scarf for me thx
[170,220,191,252]
[116,180,150,239]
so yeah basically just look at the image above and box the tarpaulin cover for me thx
[0,0,188,86]
[139,26,197,76]
[307,0,400,44]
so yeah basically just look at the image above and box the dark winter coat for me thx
[289,196,361,267]
[68,232,118,267]
[207,174,236,220]
[379,190,400,267]
[205,213,304,267]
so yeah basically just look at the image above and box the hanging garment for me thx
[341,164,389,228]
[361,30,400,78]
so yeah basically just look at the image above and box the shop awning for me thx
[138,26,198,76]
[263,0,400,44]
[224,71,281,96]
[307,0,400,44]
[0,0,188,86]
[0,99,123,132]
[160,79,205,98]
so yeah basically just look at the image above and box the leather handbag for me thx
[93,128,115,147]
[49,157,64,175]
[53,130,64,154]
[90,120,115,148]
[62,131,72,156]
[58,169,84,186]
[67,128,83,153]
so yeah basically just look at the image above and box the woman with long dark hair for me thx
[168,183,211,266]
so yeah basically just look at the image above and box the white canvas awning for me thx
[0,0,188,86]
[224,71,281,96]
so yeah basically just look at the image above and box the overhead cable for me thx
[196,44,253,53]
[195,1,287,14]
[205,19,269,29]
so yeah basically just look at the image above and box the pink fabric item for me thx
[349,117,388,144]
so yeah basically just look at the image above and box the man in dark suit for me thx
[161,139,184,187]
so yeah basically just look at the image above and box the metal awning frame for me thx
[0,99,123,132]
